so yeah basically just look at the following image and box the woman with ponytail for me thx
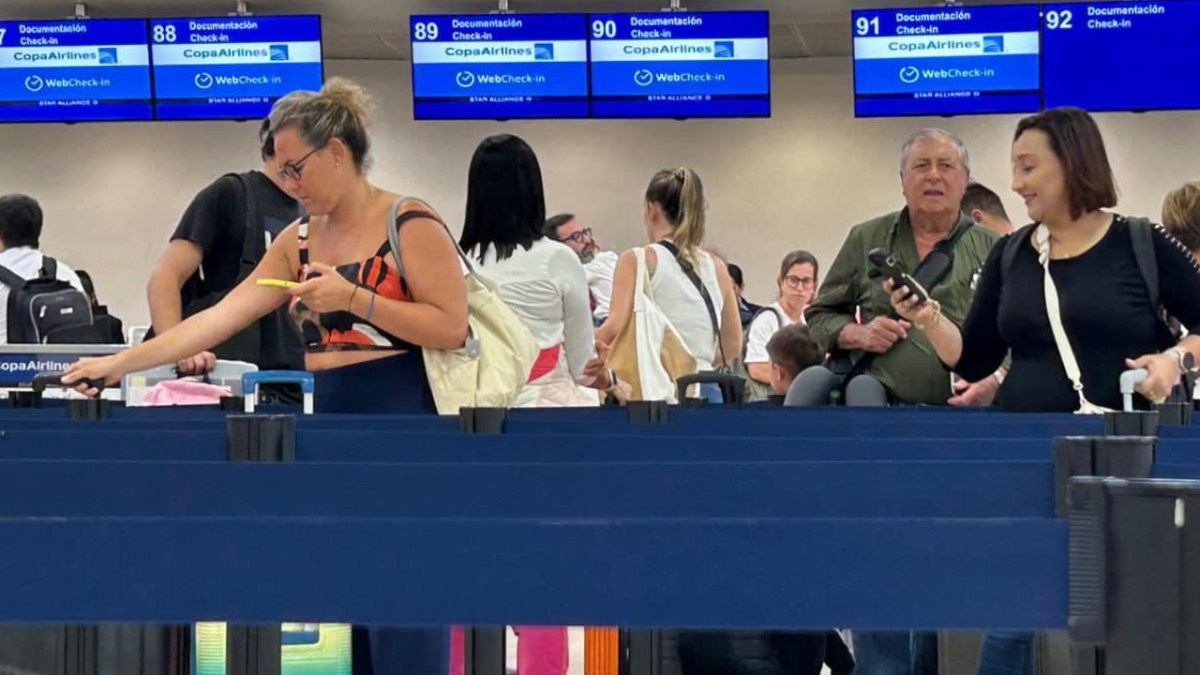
[596,167,742,400]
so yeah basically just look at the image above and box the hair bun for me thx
[319,77,373,129]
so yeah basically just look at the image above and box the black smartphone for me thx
[868,248,930,305]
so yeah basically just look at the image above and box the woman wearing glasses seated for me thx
[743,250,820,394]
[64,77,464,675]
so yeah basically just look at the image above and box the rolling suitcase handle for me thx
[241,371,315,415]
[1120,368,1149,413]
[674,371,747,407]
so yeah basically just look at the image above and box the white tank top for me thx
[648,243,724,371]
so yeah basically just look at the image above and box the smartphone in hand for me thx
[868,248,931,305]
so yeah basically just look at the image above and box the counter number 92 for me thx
[1044,9,1074,29]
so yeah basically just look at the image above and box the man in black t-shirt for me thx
[145,115,304,373]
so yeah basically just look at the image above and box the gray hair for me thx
[900,128,970,174]
[267,89,319,131]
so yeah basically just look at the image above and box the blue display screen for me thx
[588,11,770,119]
[852,5,1042,117]
[410,14,589,120]
[1042,1,1200,112]
[150,15,323,121]
[0,19,152,123]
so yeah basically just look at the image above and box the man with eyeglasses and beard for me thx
[545,213,619,326]
[145,98,306,375]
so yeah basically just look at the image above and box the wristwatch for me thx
[1168,347,1195,375]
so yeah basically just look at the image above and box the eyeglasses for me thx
[562,227,593,244]
[277,146,323,181]
[783,275,815,289]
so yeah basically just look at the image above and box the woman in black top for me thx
[887,108,1200,675]
[890,107,1200,414]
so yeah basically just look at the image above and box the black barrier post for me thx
[1069,477,1200,674]
[463,628,506,675]
[459,407,508,435]
[627,400,669,424]
[226,625,282,675]
[1054,431,1157,675]
[1052,437,1155,519]
[624,630,663,675]
[224,416,292,675]
[226,416,297,463]
[62,625,96,675]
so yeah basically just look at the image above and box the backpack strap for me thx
[39,256,58,280]
[231,173,262,272]
[742,305,786,358]
[0,263,24,290]
[1000,224,1038,280]
[1125,216,1159,308]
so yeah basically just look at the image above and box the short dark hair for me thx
[766,324,823,381]
[459,134,547,263]
[962,182,1010,223]
[727,263,745,287]
[0,194,43,249]
[544,213,575,240]
[779,250,819,281]
[1014,107,1118,221]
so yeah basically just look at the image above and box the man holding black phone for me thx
[799,128,1001,675]
[801,128,1001,410]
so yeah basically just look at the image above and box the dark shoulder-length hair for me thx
[459,134,547,263]
[1014,107,1118,221]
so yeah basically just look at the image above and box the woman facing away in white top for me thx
[459,134,624,408]
[596,167,742,399]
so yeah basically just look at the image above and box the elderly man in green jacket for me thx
[799,129,1004,675]
[801,128,1003,408]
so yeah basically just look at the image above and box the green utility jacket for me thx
[806,209,1000,405]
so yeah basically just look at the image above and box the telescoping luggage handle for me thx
[31,373,105,394]
[1120,369,1149,413]
[241,371,315,415]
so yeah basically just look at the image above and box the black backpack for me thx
[0,257,104,344]
[165,172,304,369]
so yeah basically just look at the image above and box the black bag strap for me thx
[742,305,785,357]
[655,240,728,370]
[910,219,975,289]
[0,263,24,290]
[1126,216,1159,308]
[225,172,262,276]
[845,219,976,389]
[39,256,58,280]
